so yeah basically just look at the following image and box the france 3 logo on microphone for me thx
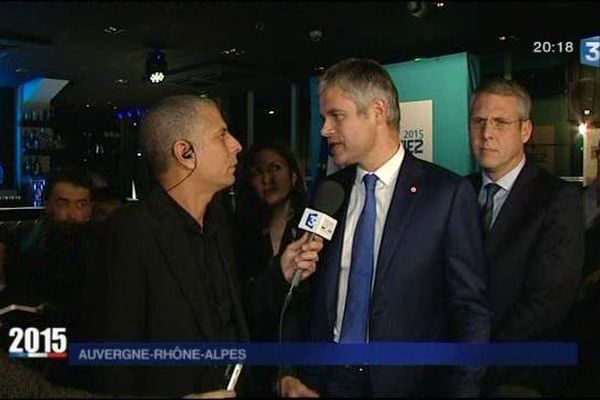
[581,36,600,68]
[299,208,338,240]
[8,327,68,359]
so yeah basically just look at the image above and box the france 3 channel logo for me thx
[8,327,68,359]
[580,36,600,68]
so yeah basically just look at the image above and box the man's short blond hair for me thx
[472,78,532,120]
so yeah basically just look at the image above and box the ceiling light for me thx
[436,2,445,7]
[220,47,245,56]
[149,72,165,83]
[499,35,518,43]
[309,29,323,42]
[583,109,591,116]
[406,1,429,18]
[114,78,128,84]
[104,26,125,35]
[146,50,167,84]
[268,110,275,115]
[15,67,28,73]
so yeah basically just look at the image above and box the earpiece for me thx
[182,143,195,159]
[166,140,197,192]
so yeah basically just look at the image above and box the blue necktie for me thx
[482,183,501,232]
[340,173,378,343]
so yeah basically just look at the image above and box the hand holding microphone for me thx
[279,180,345,289]
[280,232,323,284]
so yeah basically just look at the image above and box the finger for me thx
[294,257,318,270]
[301,269,314,279]
[295,261,317,275]
[296,250,320,262]
[289,233,310,251]
[302,240,324,252]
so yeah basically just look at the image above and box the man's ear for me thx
[521,119,533,144]
[172,140,195,168]
[371,99,387,126]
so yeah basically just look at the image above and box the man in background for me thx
[9,168,93,325]
[468,78,584,396]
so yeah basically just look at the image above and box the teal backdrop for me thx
[309,52,481,187]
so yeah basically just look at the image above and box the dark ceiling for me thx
[0,1,598,108]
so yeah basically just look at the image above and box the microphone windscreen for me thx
[312,180,345,216]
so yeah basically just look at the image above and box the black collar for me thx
[158,188,216,237]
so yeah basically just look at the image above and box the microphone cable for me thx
[277,225,298,396]
[165,149,197,193]
[277,275,295,397]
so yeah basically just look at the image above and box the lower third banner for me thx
[69,342,577,366]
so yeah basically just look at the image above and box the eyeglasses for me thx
[469,117,527,131]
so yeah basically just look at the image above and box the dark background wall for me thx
[0,88,14,189]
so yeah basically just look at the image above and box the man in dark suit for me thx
[281,58,491,397]
[80,95,323,397]
[467,78,584,395]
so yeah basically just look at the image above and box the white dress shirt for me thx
[333,144,405,343]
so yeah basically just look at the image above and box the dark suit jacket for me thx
[468,161,584,341]
[78,187,250,397]
[303,153,491,396]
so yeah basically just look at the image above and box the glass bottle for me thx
[24,158,31,175]
[31,157,41,176]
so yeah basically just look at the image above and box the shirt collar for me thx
[482,155,526,192]
[160,188,215,236]
[355,144,405,187]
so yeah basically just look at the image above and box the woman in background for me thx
[235,143,310,397]
[239,143,307,262]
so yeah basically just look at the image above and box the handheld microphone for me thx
[289,179,345,290]
[277,179,344,395]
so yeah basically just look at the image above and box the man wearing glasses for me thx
[468,78,584,396]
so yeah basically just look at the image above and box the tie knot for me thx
[485,182,501,197]
[362,174,378,192]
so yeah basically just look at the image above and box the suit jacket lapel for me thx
[374,153,422,288]
[145,188,218,340]
[469,173,483,193]
[486,161,537,255]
